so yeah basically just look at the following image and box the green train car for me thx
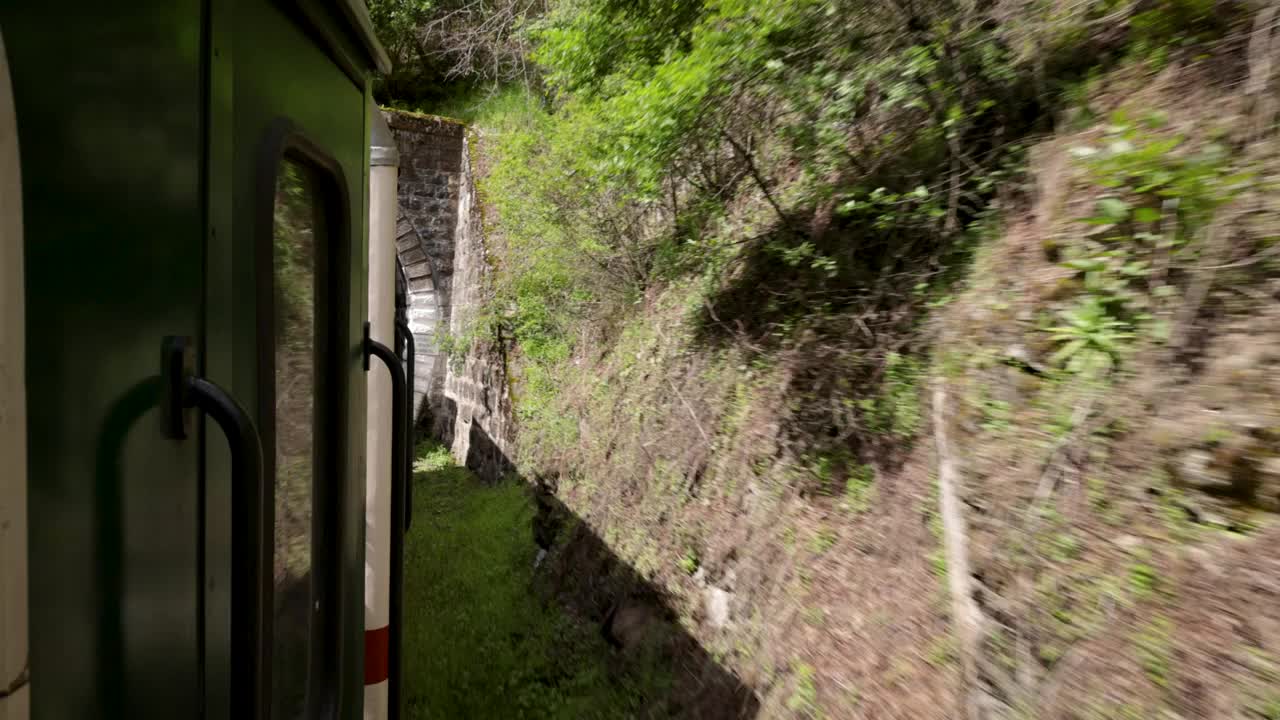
[0,3,414,718]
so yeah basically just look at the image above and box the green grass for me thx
[430,84,540,128]
[786,663,823,719]
[1134,617,1174,688]
[404,442,660,718]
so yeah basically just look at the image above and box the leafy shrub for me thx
[1128,0,1230,64]
[786,662,823,718]
[1046,114,1253,375]
[1075,115,1250,241]
[1134,617,1174,687]
[678,548,700,575]
[859,353,924,440]
[843,464,877,513]
[1049,296,1134,376]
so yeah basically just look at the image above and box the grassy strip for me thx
[402,442,647,719]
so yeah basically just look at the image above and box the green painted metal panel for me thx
[5,1,373,717]
[0,3,206,718]
[228,3,370,717]
[202,0,237,717]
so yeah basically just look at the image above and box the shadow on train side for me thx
[405,419,761,719]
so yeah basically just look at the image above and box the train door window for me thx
[266,149,341,719]
[271,157,318,719]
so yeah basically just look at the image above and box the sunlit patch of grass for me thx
[403,441,666,718]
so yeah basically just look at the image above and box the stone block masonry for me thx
[385,110,462,428]
[383,109,515,480]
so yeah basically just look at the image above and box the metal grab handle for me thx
[160,337,268,720]
[395,319,415,530]
[363,322,407,720]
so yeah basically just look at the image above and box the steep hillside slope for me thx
[397,2,1280,717]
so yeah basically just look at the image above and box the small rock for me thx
[1258,457,1280,512]
[1114,534,1143,552]
[1186,547,1221,578]
[1173,450,1234,493]
[1233,414,1271,439]
[604,601,660,652]
[1199,508,1232,528]
[705,587,732,629]
[1172,497,1203,525]
[1258,456,1280,481]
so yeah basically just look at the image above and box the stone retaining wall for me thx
[384,109,514,480]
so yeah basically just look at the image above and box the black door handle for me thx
[395,319,415,530]
[160,336,268,720]
[363,322,406,720]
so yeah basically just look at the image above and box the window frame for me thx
[254,118,351,720]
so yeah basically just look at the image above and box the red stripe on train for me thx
[364,625,390,685]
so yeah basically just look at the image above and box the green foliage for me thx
[842,464,876,514]
[1128,561,1161,599]
[1244,649,1280,718]
[805,450,845,496]
[1076,116,1250,240]
[929,549,948,579]
[381,0,1257,509]
[801,606,827,627]
[469,0,1160,480]
[1086,476,1123,525]
[1134,617,1174,687]
[535,0,815,194]
[368,0,546,104]
[471,88,607,450]
[534,0,706,93]
[804,447,877,505]
[1050,532,1083,562]
[773,240,839,279]
[367,0,466,103]
[926,635,956,667]
[1049,296,1134,376]
[367,0,438,69]
[1059,248,1150,318]
[781,525,798,550]
[859,353,924,439]
[678,548,701,575]
[786,662,823,719]
[978,395,1012,433]
[1128,0,1227,64]
[1046,115,1252,377]
[272,161,317,346]
[809,527,838,555]
[1251,695,1280,720]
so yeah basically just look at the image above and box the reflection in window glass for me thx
[272,158,320,720]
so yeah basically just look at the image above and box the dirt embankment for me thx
[496,41,1280,720]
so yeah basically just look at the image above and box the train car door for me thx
[204,3,386,719]
[3,1,386,718]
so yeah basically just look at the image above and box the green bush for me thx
[1049,296,1134,376]
[859,353,924,440]
[1046,114,1253,376]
